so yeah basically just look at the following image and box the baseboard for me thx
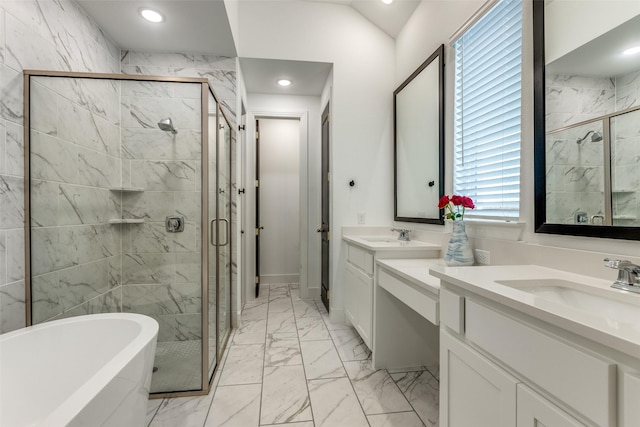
[260,274,300,284]
[329,307,345,325]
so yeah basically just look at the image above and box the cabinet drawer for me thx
[623,372,640,426]
[465,300,616,427]
[378,269,438,324]
[440,288,464,334]
[347,244,374,275]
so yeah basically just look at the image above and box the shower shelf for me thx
[108,219,145,224]
[109,187,145,192]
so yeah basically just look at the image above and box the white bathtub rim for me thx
[1,313,159,427]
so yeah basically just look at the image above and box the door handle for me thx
[219,218,230,246]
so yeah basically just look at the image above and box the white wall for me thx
[395,0,640,278]
[237,1,395,319]
[258,118,301,283]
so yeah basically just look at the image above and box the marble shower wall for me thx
[545,71,640,224]
[0,0,120,333]
[122,50,240,330]
[120,80,203,343]
[29,76,122,324]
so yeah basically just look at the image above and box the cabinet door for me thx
[517,384,586,427]
[441,330,518,427]
[357,267,373,348]
[345,263,359,327]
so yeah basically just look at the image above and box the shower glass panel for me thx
[218,112,233,355]
[545,120,605,224]
[25,71,232,397]
[611,108,640,226]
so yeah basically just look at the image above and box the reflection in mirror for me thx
[534,1,640,239]
[394,45,444,224]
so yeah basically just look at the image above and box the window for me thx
[453,0,522,220]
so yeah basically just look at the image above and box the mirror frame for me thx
[393,44,445,224]
[533,1,640,240]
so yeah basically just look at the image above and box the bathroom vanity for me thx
[341,234,440,350]
[432,265,640,427]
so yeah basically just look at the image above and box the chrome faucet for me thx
[604,258,640,294]
[391,228,411,241]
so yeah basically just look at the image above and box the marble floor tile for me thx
[386,366,427,374]
[232,319,266,345]
[297,315,331,341]
[218,344,264,386]
[146,398,163,426]
[267,310,297,334]
[367,411,426,427]
[203,384,261,427]
[344,360,412,415]
[308,377,369,427]
[425,363,440,381]
[268,295,293,313]
[391,371,439,427]
[260,365,312,425]
[240,301,268,322]
[149,393,214,427]
[265,332,302,367]
[329,328,371,361]
[261,423,313,427]
[293,298,321,319]
[300,339,346,380]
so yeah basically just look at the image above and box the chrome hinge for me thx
[255,228,259,236]
[255,131,259,140]
[255,180,259,188]
[255,276,259,284]
[327,172,331,182]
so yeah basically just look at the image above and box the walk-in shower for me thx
[23,70,234,398]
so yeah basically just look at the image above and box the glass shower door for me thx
[218,114,233,354]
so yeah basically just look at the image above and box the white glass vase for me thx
[444,221,474,266]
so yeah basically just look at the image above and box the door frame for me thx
[244,110,315,302]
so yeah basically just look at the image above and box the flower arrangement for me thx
[438,195,475,221]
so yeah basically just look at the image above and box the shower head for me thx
[576,130,602,145]
[158,117,177,134]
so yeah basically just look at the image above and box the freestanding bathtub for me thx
[0,313,158,427]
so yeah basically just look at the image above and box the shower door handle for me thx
[219,218,229,247]
[210,219,230,246]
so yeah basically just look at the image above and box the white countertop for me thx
[431,265,640,359]
[376,258,445,296]
[343,235,441,253]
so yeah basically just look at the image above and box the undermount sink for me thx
[358,236,427,246]
[360,236,399,243]
[496,279,640,325]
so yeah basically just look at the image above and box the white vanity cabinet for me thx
[437,280,640,427]
[342,235,441,351]
[344,247,374,347]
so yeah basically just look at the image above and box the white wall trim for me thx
[244,109,313,302]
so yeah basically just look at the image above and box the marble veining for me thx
[260,365,312,424]
[204,384,261,427]
[300,339,346,380]
[218,344,265,386]
[264,332,302,367]
[391,371,439,427]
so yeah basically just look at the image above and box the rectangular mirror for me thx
[394,45,444,224]
[534,1,640,240]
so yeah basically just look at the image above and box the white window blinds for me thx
[453,0,522,220]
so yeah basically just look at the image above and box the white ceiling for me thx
[547,14,640,78]
[77,0,419,95]
[77,0,238,56]
[240,58,333,96]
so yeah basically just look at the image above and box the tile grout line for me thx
[385,369,430,427]
[315,299,372,427]
[256,283,270,426]
[145,398,164,427]
[291,283,317,427]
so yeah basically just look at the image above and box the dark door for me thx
[255,119,262,297]
[320,104,330,312]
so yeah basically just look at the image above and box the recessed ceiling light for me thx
[623,46,640,56]
[382,0,394,4]
[277,79,292,87]
[139,8,164,23]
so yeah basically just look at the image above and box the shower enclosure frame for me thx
[22,70,232,398]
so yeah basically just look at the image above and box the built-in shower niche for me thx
[26,72,233,396]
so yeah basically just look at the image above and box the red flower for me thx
[450,195,463,206]
[461,196,475,209]
[438,195,450,209]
